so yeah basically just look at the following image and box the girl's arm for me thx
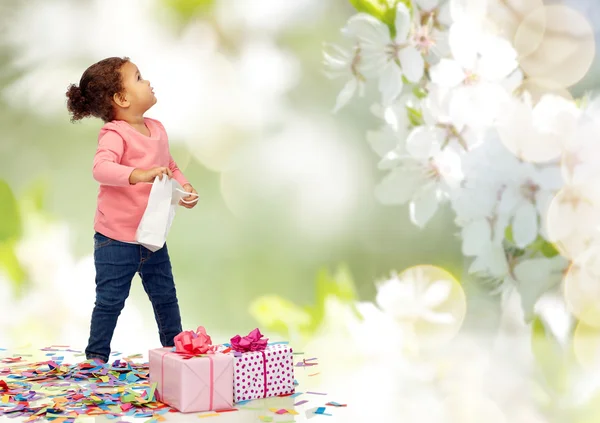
[93,131,137,186]
[168,155,190,187]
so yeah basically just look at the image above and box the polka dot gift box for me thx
[225,328,295,403]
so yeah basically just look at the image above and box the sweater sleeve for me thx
[169,155,190,187]
[92,130,137,186]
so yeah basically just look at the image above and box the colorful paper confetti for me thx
[326,401,347,407]
[0,349,170,423]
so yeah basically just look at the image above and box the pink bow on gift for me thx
[174,326,214,355]
[230,328,269,352]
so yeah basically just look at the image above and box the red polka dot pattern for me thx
[232,344,295,403]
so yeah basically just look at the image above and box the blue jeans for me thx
[85,232,183,362]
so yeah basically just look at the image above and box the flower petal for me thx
[399,46,425,83]
[394,2,412,43]
[450,0,487,27]
[409,186,440,228]
[333,78,357,113]
[406,126,444,159]
[448,19,479,70]
[376,167,421,205]
[421,279,452,308]
[415,0,440,12]
[322,43,351,73]
[468,243,509,277]
[430,59,465,87]
[379,63,404,105]
[437,0,452,26]
[367,126,399,158]
[477,36,518,82]
[343,13,391,46]
[512,202,539,248]
[461,218,491,257]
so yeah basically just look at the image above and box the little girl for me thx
[66,57,198,363]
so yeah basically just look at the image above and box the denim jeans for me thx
[85,232,183,362]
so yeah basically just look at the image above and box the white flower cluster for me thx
[325,0,600,319]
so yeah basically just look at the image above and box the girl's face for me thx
[120,61,157,112]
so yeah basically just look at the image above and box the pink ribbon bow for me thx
[230,328,269,352]
[174,326,214,356]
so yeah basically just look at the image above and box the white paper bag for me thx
[136,176,198,252]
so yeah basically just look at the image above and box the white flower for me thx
[411,0,452,59]
[498,163,563,248]
[429,19,520,131]
[561,104,600,186]
[497,92,580,163]
[545,182,600,260]
[323,42,366,112]
[376,146,463,228]
[376,269,454,325]
[366,94,415,157]
[343,3,425,105]
[415,0,452,26]
[405,85,484,159]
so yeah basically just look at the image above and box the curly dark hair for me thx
[66,57,130,123]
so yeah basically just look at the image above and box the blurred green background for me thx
[0,0,599,351]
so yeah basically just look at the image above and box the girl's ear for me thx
[113,91,129,108]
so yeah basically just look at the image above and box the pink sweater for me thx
[92,117,189,243]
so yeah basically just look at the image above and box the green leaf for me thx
[505,226,559,258]
[348,0,412,36]
[307,265,360,332]
[412,86,428,99]
[162,0,215,20]
[249,295,312,339]
[504,225,514,243]
[24,180,47,212]
[529,236,560,258]
[0,179,21,242]
[0,240,26,294]
[406,106,424,126]
[249,265,359,339]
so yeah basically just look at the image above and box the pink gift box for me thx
[232,344,295,403]
[149,347,234,413]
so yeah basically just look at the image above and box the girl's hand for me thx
[129,167,172,184]
[180,184,198,209]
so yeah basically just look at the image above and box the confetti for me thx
[234,399,252,406]
[326,401,347,407]
[308,372,320,377]
[215,408,237,413]
[315,407,332,416]
[294,400,308,406]
[307,391,327,396]
[0,355,171,422]
[259,416,273,422]
[198,412,220,418]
